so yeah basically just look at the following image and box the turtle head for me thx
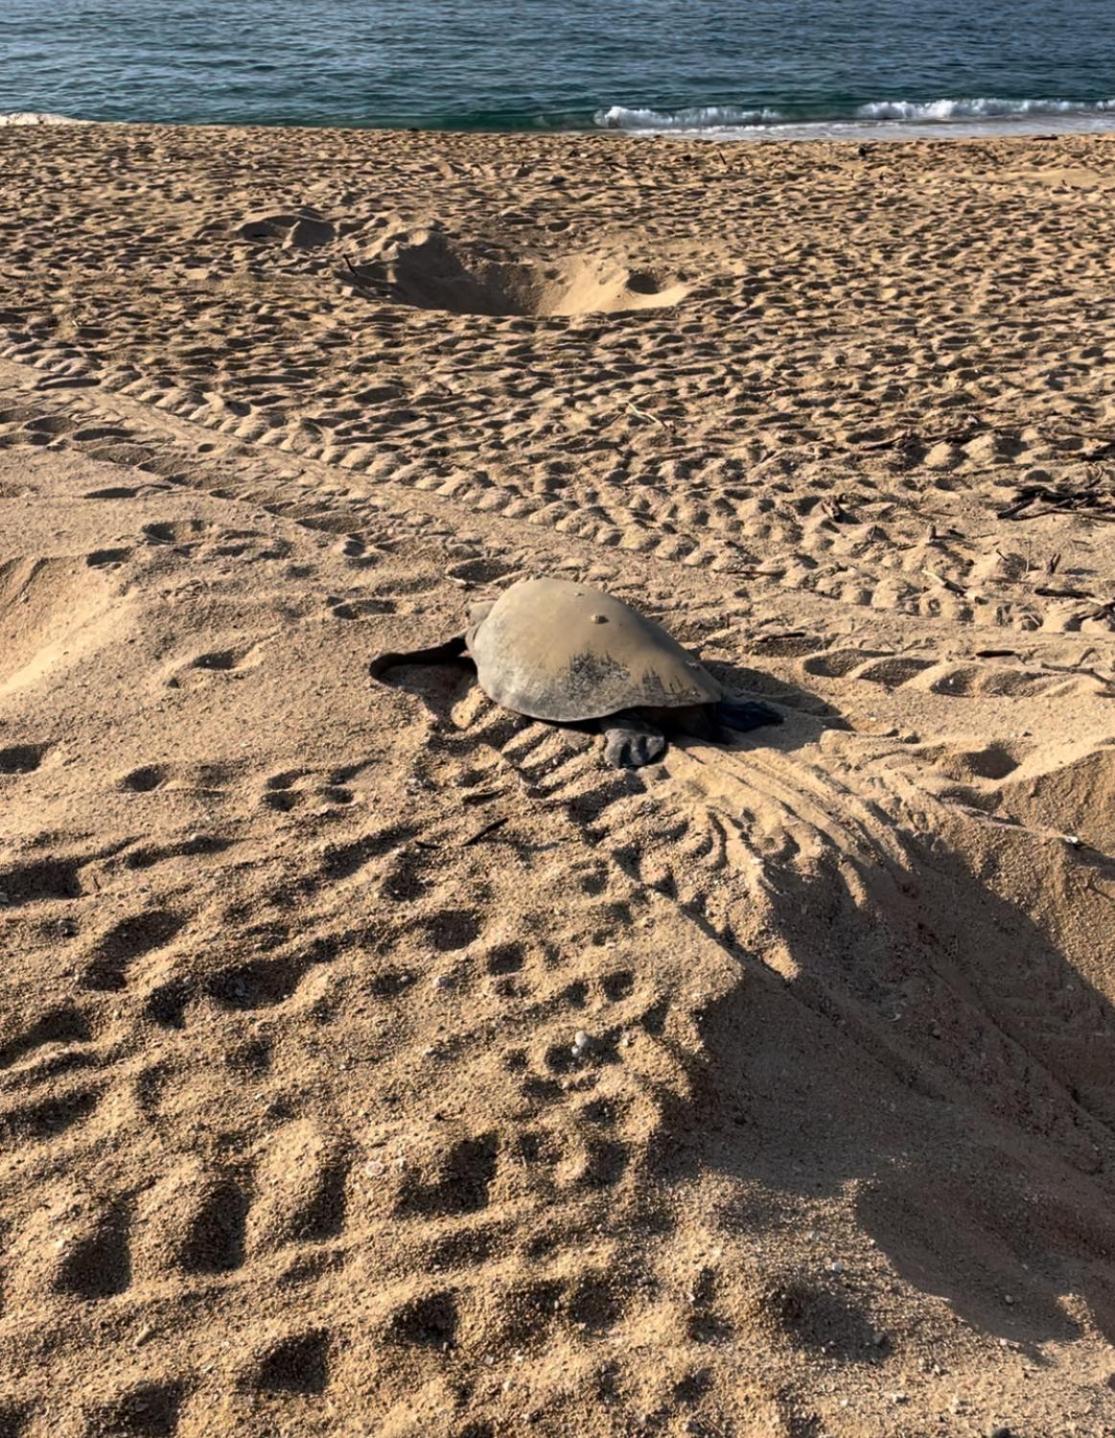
[465,598,495,648]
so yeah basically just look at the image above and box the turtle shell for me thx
[466,577,723,722]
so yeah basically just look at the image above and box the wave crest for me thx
[595,104,783,130]
[856,96,1115,121]
[593,95,1115,135]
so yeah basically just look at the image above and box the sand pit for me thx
[350,229,690,317]
[0,123,1114,1437]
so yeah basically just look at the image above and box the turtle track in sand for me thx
[3,349,1115,646]
[2,375,1114,1433]
[2,359,1111,713]
[2,126,1114,640]
[3,448,1114,1430]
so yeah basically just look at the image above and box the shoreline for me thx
[5,106,1115,145]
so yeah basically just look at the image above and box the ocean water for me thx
[2,0,1115,140]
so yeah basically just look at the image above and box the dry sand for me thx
[0,122,1114,1437]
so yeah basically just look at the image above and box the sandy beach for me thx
[1,122,1114,1436]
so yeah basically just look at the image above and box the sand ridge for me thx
[0,124,1113,1437]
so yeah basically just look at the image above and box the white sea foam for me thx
[856,96,1115,122]
[595,104,784,130]
[0,111,90,126]
[593,95,1115,143]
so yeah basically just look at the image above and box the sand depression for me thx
[346,229,691,318]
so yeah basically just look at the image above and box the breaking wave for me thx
[593,96,1115,135]
[595,104,784,130]
[856,96,1115,121]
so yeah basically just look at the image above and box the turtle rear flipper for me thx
[716,697,783,734]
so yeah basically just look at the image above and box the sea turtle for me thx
[370,576,782,767]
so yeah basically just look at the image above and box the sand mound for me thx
[238,208,336,250]
[352,230,689,317]
[0,554,126,696]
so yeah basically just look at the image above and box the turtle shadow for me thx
[370,652,476,720]
[705,658,849,730]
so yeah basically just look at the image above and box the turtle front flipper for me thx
[369,635,468,682]
[601,714,667,769]
[716,697,783,734]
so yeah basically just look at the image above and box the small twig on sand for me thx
[464,817,509,847]
[1034,585,1095,600]
[998,477,1115,522]
[1083,874,1115,904]
[625,403,672,432]
[342,253,383,294]
[927,567,966,595]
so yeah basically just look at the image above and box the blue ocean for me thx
[2,0,1115,139]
